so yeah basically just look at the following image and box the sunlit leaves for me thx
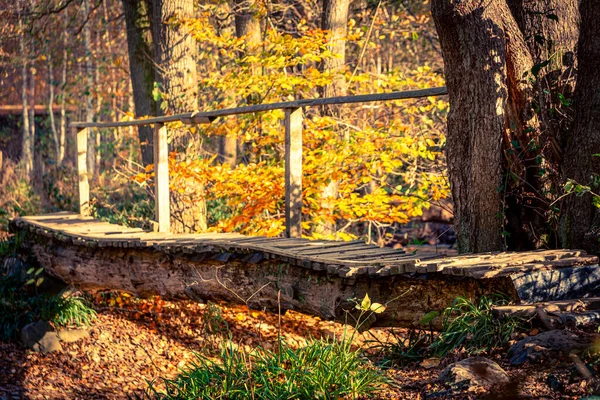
[133,6,451,239]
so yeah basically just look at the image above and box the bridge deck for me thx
[13,212,599,280]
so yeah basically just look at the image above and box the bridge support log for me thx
[20,230,517,329]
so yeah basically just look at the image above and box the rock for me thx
[439,357,510,388]
[58,328,89,343]
[21,321,63,354]
[508,330,593,365]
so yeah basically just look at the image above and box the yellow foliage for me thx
[135,6,450,240]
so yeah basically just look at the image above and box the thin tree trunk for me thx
[47,50,60,163]
[319,0,350,115]
[559,0,600,253]
[58,28,68,166]
[122,0,157,167]
[84,0,96,178]
[20,24,32,176]
[30,67,43,194]
[220,0,263,167]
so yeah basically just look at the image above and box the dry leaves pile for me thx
[0,295,595,399]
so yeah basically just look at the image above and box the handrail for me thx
[70,86,447,129]
[71,86,449,236]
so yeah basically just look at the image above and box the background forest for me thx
[0,0,450,245]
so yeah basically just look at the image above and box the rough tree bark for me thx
[152,0,198,115]
[122,0,157,166]
[153,0,207,233]
[219,0,263,167]
[319,0,350,115]
[560,0,600,253]
[431,0,536,253]
[83,0,96,178]
[19,20,32,176]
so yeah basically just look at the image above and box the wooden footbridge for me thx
[12,87,600,328]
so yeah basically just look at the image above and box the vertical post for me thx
[284,107,303,238]
[153,123,170,233]
[75,126,90,216]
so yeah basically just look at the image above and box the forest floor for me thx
[0,296,596,400]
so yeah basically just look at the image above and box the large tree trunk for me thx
[122,0,157,167]
[559,0,600,254]
[153,0,206,233]
[152,0,198,115]
[431,0,536,253]
[507,0,579,193]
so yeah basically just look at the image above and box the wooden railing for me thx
[71,86,448,237]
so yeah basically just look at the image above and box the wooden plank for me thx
[154,123,170,233]
[285,107,303,238]
[75,127,90,216]
[71,87,449,129]
[71,115,213,129]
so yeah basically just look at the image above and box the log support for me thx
[21,231,518,329]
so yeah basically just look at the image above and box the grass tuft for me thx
[142,339,387,400]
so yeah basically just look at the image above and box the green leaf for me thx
[26,267,34,275]
[36,277,44,287]
[35,268,44,276]
[531,60,550,78]
[419,311,440,325]
[564,180,574,193]
[26,279,35,286]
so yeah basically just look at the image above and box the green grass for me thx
[143,339,388,400]
[0,274,97,341]
[0,235,97,341]
[429,295,526,358]
[372,295,528,365]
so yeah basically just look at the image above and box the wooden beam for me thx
[284,107,303,238]
[75,127,90,216]
[70,87,448,129]
[153,123,170,233]
[71,115,214,129]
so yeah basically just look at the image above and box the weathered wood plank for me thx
[75,127,90,216]
[71,87,448,129]
[284,107,303,238]
[153,123,170,233]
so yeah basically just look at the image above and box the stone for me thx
[21,321,63,354]
[439,357,510,388]
[58,328,89,343]
[508,329,594,365]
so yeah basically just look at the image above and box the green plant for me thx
[143,338,387,400]
[428,295,526,358]
[201,301,229,337]
[0,273,97,341]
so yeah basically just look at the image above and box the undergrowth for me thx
[373,294,528,366]
[0,235,97,341]
[143,339,387,400]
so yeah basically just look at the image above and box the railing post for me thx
[75,126,90,216]
[284,107,303,238]
[153,123,170,233]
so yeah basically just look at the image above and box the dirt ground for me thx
[0,296,597,399]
